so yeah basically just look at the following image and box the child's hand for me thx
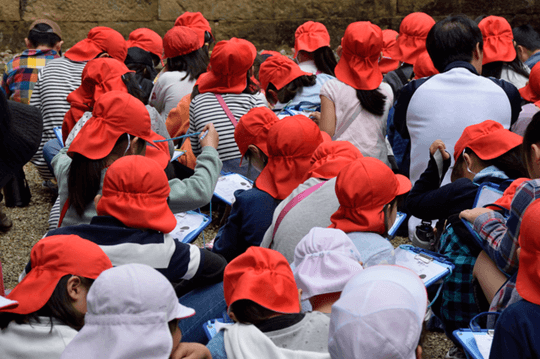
[430,139,450,160]
[459,207,493,223]
[309,111,321,125]
[200,123,219,149]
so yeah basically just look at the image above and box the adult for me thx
[513,24,540,70]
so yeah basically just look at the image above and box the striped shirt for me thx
[29,57,87,180]
[189,92,265,161]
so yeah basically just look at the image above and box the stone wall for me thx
[1,0,540,53]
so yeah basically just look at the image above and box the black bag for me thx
[3,168,31,207]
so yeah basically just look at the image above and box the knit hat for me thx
[379,29,400,74]
[519,64,540,105]
[127,28,164,61]
[328,265,428,359]
[0,91,42,189]
[329,158,411,234]
[65,26,127,62]
[304,141,363,181]
[386,12,435,65]
[235,106,279,158]
[60,264,195,359]
[293,227,363,300]
[197,38,257,94]
[413,51,439,79]
[96,155,177,233]
[517,198,540,305]
[335,21,383,91]
[2,235,112,315]
[259,54,312,93]
[453,120,523,162]
[224,247,300,314]
[174,12,214,47]
[294,21,331,58]
[163,26,201,59]
[256,115,324,200]
[29,19,62,39]
[479,16,516,65]
[63,58,133,141]
[0,296,17,310]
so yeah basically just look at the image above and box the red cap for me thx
[97,155,177,233]
[63,58,133,142]
[413,51,438,79]
[127,28,164,61]
[163,26,201,59]
[453,120,523,162]
[304,141,363,181]
[174,12,213,47]
[386,12,435,65]
[235,107,279,158]
[294,21,331,58]
[486,178,530,211]
[379,29,400,74]
[519,64,540,105]
[224,247,300,313]
[68,91,159,160]
[329,158,411,234]
[256,115,323,200]
[321,131,332,142]
[479,16,516,65]
[65,27,127,62]
[3,235,112,314]
[198,38,257,94]
[517,197,540,305]
[335,22,383,91]
[259,54,312,93]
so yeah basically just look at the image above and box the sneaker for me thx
[0,208,12,231]
[445,346,467,359]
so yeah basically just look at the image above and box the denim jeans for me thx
[43,138,63,178]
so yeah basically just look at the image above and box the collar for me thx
[443,61,479,75]
[23,48,58,56]
[473,165,509,185]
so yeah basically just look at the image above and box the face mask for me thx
[123,134,131,156]
[463,149,477,175]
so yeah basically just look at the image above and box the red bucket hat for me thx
[96,155,177,233]
[163,26,201,59]
[386,12,435,65]
[235,107,279,158]
[63,58,133,141]
[453,120,523,162]
[259,54,312,93]
[174,12,214,47]
[329,157,411,234]
[517,197,540,305]
[127,28,164,61]
[197,38,257,94]
[3,235,112,315]
[65,26,127,63]
[224,247,300,314]
[413,51,438,79]
[304,141,363,181]
[479,16,516,65]
[256,115,324,200]
[379,29,400,74]
[335,21,383,91]
[294,21,331,58]
[68,91,165,162]
[519,64,540,105]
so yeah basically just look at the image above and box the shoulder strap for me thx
[270,181,326,245]
[215,94,238,127]
[332,105,362,140]
[57,198,70,228]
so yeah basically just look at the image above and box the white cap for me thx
[0,295,18,310]
[61,263,195,359]
[293,227,363,300]
[328,265,428,359]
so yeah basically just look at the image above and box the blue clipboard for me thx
[203,311,234,340]
[169,211,211,244]
[453,329,492,359]
[394,245,454,287]
[213,173,253,206]
[388,211,407,238]
[53,126,64,148]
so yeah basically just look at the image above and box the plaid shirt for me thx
[474,179,540,276]
[1,49,60,104]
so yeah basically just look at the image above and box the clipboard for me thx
[213,173,253,205]
[454,329,493,359]
[53,126,64,148]
[388,211,407,238]
[203,311,234,340]
[171,150,185,162]
[394,245,454,287]
[169,211,211,244]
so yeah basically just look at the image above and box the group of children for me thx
[1,9,540,359]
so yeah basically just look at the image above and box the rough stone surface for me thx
[0,1,21,22]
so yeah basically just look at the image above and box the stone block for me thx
[310,0,374,20]
[0,22,31,53]
[21,0,158,22]
[213,20,278,50]
[158,0,275,22]
[397,0,460,17]
[0,1,20,22]
[462,0,530,17]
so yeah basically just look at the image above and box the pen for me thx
[153,132,202,143]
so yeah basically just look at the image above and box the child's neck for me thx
[309,292,341,313]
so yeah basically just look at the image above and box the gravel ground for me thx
[0,164,453,357]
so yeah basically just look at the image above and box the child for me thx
[511,63,540,136]
[60,263,211,359]
[294,21,337,76]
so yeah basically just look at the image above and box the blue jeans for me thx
[43,138,63,178]
[178,281,227,345]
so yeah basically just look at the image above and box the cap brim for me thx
[65,39,103,62]
[0,296,18,310]
[395,174,412,196]
[174,302,196,320]
[520,84,539,103]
